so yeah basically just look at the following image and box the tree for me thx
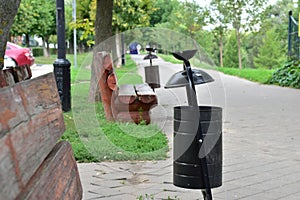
[113,0,156,66]
[223,30,239,68]
[73,0,155,47]
[95,0,113,48]
[225,0,267,69]
[89,0,113,102]
[254,28,284,69]
[0,0,21,70]
[169,0,207,39]
[149,0,178,26]
[209,0,230,67]
[10,0,56,56]
[35,0,56,57]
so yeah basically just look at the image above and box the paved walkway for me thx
[30,55,300,199]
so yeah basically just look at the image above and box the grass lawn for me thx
[218,67,275,84]
[158,53,182,64]
[36,53,169,162]
[158,53,274,84]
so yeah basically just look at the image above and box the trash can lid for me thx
[172,49,197,61]
[143,54,158,60]
[145,47,156,52]
[165,68,214,88]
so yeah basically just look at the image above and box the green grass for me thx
[218,67,275,84]
[158,53,274,84]
[35,52,92,83]
[36,53,169,162]
[115,55,143,84]
[157,53,182,64]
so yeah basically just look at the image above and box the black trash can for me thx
[173,106,222,189]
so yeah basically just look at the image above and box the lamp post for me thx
[53,0,71,112]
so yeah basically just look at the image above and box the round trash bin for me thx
[173,106,222,189]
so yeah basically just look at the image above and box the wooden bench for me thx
[94,51,158,124]
[0,73,82,200]
[0,65,32,88]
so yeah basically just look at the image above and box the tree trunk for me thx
[219,34,223,67]
[69,32,74,54]
[43,38,50,57]
[114,27,122,68]
[236,28,243,69]
[0,0,21,70]
[94,0,113,51]
[89,0,113,102]
[25,34,30,47]
[46,38,51,57]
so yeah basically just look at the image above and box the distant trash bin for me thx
[144,47,160,89]
[145,65,160,89]
[173,105,222,189]
[129,42,138,54]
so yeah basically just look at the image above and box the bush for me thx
[32,47,57,57]
[268,61,300,88]
[32,47,44,57]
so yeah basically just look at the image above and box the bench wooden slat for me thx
[0,73,65,200]
[135,83,157,104]
[118,84,137,104]
[0,68,15,88]
[118,84,137,96]
[16,141,82,200]
[135,83,155,96]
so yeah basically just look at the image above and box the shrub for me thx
[268,61,300,88]
[32,47,57,57]
[32,47,44,57]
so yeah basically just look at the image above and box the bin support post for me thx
[184,60,212,200]
[54,0,71,112]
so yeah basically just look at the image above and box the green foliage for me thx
[113,0,156,31]
[156,0,207,38]
[260,0,294,43]
[194,30,216,62]
[73,0,155,45]
[242,32,261,68]
[254,28,285,69]
[10,0,56,42]
[222,0,268,69]
[149,0,178,26]
[61,112,98,162]
[223,30,239,68]
[268,61,300,88]
[32,48,57,57]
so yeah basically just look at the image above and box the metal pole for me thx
[53,0,71,112]
[121,33,125,66]
[184,60,212,200]
[288,11,293,59]
[56,0,66,59]
[184,61,197,107]
[73,0,77,68]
